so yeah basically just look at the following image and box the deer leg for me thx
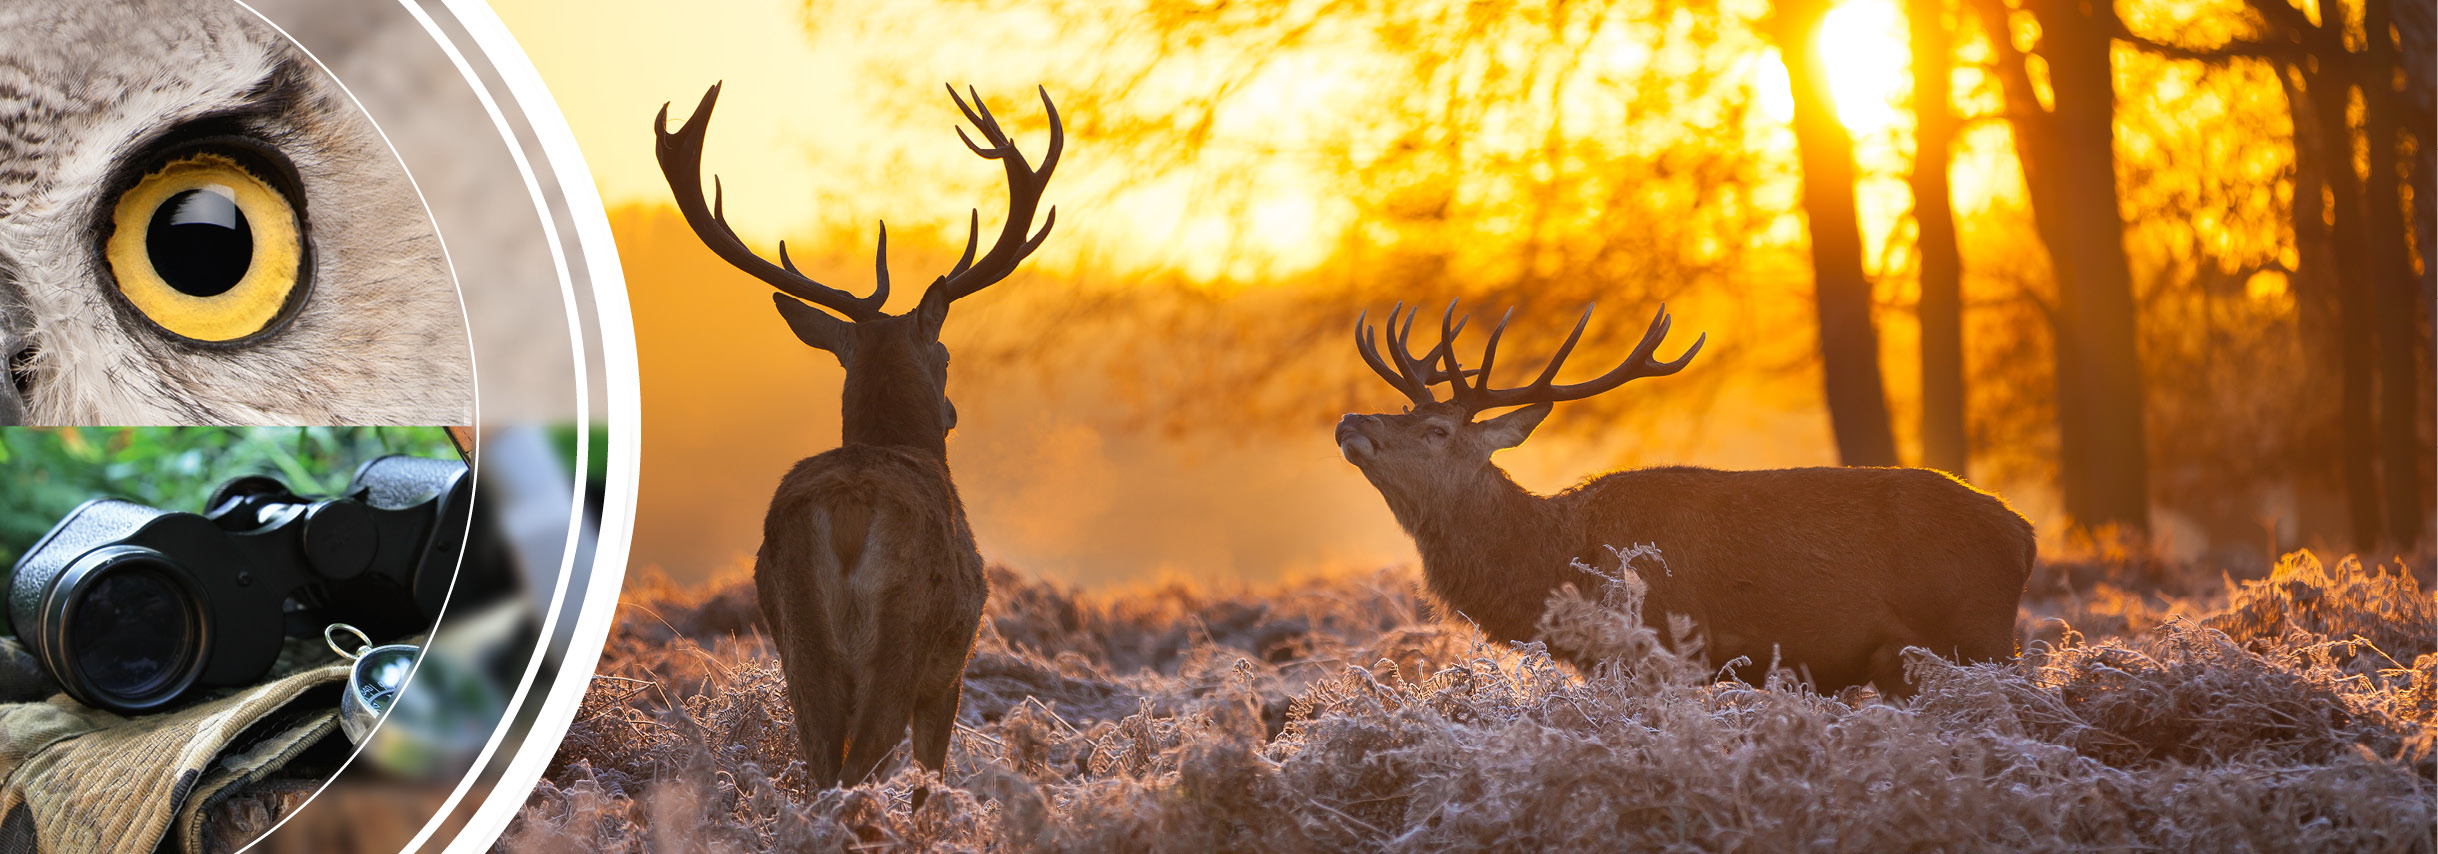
[839,621,921,786]
[897,664,960,814]
[761,563,855,789]
[908,625,978,776]
[787,651,852,787]
[908,679,963,777]
[840,687,913,787]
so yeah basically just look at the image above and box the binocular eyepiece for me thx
[7,455,470,713]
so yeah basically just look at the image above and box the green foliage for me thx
[0,427,458,568]
[551,423,612,484]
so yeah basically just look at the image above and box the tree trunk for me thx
[2363,0,2428,547]
[2400,0,2436,551]
[2302,66,2389,550]
[2410,97,2437,551]
[1776,0,1902,468]
[1981,0,2152,531]
[2397,0,2435,284]
[1969,0,2094,523]
[1910,0,1969,477]
[2282,70,2348,539]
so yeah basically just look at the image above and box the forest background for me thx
[498,0,2434,589]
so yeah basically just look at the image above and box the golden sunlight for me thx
[1818,0,1910,131]
[1758,0,1912,132]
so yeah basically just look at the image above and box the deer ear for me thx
[1478,403,1551,449]
[915,283,953,334]
[773,293,854,366]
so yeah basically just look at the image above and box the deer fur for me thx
[756,438,986,787]
[657,82,1061,788]
[748,301,988,788]
[1339,306,2032,697]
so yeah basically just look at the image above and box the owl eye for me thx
[104,147,305,343]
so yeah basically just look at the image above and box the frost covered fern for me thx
[505,550,2434,853]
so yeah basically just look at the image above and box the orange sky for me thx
[489,0,2011,283]
[485,0,2002,587]
[491,0,1365,284]
[479,0,2191,586]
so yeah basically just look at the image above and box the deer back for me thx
[754,445,985,668]
[1553,466,2030,674]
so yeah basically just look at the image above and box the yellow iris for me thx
[105,152,302,342]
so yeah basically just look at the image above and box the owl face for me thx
[0,0,472,425]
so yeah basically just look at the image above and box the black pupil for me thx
[71,569,193,699]
[145,187,252,297]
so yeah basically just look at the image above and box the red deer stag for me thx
[655,82,1060,786]
[1336,301,2032,697]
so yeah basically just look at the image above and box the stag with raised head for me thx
[1336,301,2032,697]
[655,82,1061,787]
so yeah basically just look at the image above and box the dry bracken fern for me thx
[502,549,2436,853]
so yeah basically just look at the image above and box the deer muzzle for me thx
[1335,414,1375,463]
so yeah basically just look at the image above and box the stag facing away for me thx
[655,81,1061,788]
[1336,301,2032,697]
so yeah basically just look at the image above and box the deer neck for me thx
[1387,462,1554,565]
[836,363,949,461]
[1382,461,1575,641]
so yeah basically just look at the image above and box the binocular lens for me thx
[70,568,199,701]
[11,454,466,713]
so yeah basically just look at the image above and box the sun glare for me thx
[1819,0,1910,132]
[1759,0,1912,133]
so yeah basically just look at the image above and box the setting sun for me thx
[1820,0,1911,130]
[1760,0,1912,132]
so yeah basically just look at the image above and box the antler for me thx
[1354,301,1465,406]
[656,83,888,321]
[1357,300,1703,413]
[926,85,1063,304]
[1441,302,1705,414]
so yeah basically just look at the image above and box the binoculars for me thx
[6,455,470,713]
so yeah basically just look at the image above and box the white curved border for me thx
[333,3,584,847]
[389,1,639,850]
[217,4,496,851]
[430,1,641,848]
